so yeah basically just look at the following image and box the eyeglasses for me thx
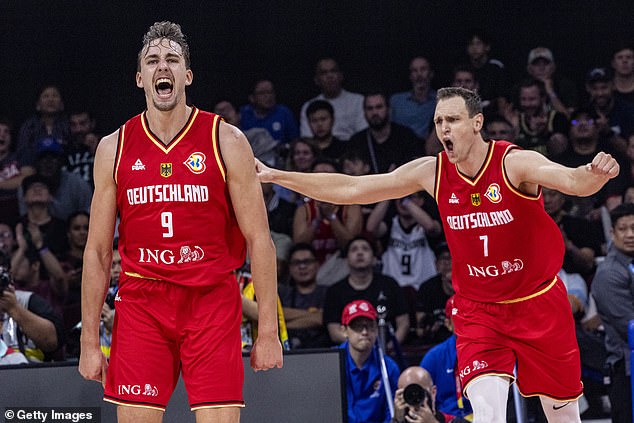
[289,258,317,267]
[571,119,594,126]
[348,320,378,333]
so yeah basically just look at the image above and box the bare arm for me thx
[327,322,346,344]
[505,149,619,197]
[79,132,118,382]
[0,165,35,190]
[256,157,437,206]
[283,307,323,329]
[394,313,410,344]
[0,288,58,351]
[220,122,282,370]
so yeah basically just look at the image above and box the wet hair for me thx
[610,202,634,227]
[138,21,191,71]
[306,100,334,119]
[436,87,482,117]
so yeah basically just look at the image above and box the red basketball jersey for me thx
[434,140,564,302]
[115,108,246,286]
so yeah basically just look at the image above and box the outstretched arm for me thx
[256,156,437,205]
[505,149,619,197]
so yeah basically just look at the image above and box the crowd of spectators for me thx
[1,31,633,421]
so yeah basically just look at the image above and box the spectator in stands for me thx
[463,28,509,113]
[393,366,453,423]
[0,117,35,227]
[0,223,16,259]
[543,187,603,277]
[240,79,299,145]
[415,242,454,346]
[262,181,296,238]
[299,58,366,141]
[505,78,569,157]
[18,137,92,221]
[585,66,634,153]
[293,159,362,265]
[66,109,97,186]
[611,44,634,105]
[591,203,634,423]
[349,92,424,174]
[59,211,89,314]
[0,268,64,362]
[278,243,329,349]
[390,56,437,139]
[323,236,409,346]
[419,297,473,420]
[305,100,347,161]
[213,99,241,127]
[483,114,516,142]
[525,47,578,117]
[340,299,400,423]
[16,85,70,167]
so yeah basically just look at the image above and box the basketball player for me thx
[79,21,282,423]
[256,87,620,422]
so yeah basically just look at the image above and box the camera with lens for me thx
[403,383,431,407]
[0,266,12,295]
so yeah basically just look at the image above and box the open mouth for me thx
[444,139,454,153]
[154,78,174,98]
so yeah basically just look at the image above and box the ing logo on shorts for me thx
[117,384,159,397]
[184,152,207,174]
[459,359,489,379]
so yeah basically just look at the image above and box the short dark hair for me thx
[306,100,334,119]
[288,243,316,259]
[466,28,491,45]
[343,236,376,258]
[363,90,388,109]
[0,116,12,131]
[610,202,634,227]
[138,21,190,71]
[311,157,339,173]
[436,87,482,117]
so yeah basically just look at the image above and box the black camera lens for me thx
[403,383,429,407]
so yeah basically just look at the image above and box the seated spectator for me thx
[340,299,400,423]
[525,47,578,117]
[0,223,16,259]
[16,85,70,167]
[278,243,329,349]
[543,188,603,277]
[585,66,634,153]
[0,265,28,366]
[419,297,473,420]
[591,203,634,423]
[415,243,454,346]
[293,159,362,265]
[390,56,437,139]
[299,57,367,141]
[59,211,89,315]
[369,191,441,290]
[504,78,569,157]
[18,137,92,221]
[483,114,516,142]
[240,78,299,145]
[65,109,97,186]
[213,99,241,127]
[276,138,319,205]
[262,182,296,238]
[0,117,35,227]
[0,267,64,362]
[349,91,424,174]
[393,366,452,423]
[305,100,348,161]
[611,44,634,105]
[323,236,409,346]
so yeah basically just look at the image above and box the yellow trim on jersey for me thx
[103,398,166,412]
[500,143,542,201]
[141,108,200,154]
[124,271,162,281]
[191,403,246,411]
[211,114,226,181]
[455,140,496,186]
[496,277,557,304]
[434,153,443,201]
[462,372,516,400]
[114,125,125,185]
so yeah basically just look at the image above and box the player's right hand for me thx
[254,158,274,183]
[250,334,283,371]
[79,345,108,388]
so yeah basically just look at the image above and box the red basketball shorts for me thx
[453,277,583,401]
[104,274,244,411]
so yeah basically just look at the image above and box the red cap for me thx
[445,296,456,320]
[341,300,377,325]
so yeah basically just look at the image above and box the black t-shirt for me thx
[323,273,408,328]
[278,283,330,349]
[416,274,452,344]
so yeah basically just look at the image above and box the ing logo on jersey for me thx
[184,152,207,174]
[471,193,481,206]
[160,163,172,178]
[485,183,502,203]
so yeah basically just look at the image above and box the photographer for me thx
[392,366,448,423]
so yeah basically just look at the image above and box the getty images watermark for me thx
[3,408,100,423]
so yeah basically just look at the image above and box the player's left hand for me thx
[587,152,619,179]
[250,334,283,371]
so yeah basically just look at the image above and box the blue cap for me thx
[36,136,64,156]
